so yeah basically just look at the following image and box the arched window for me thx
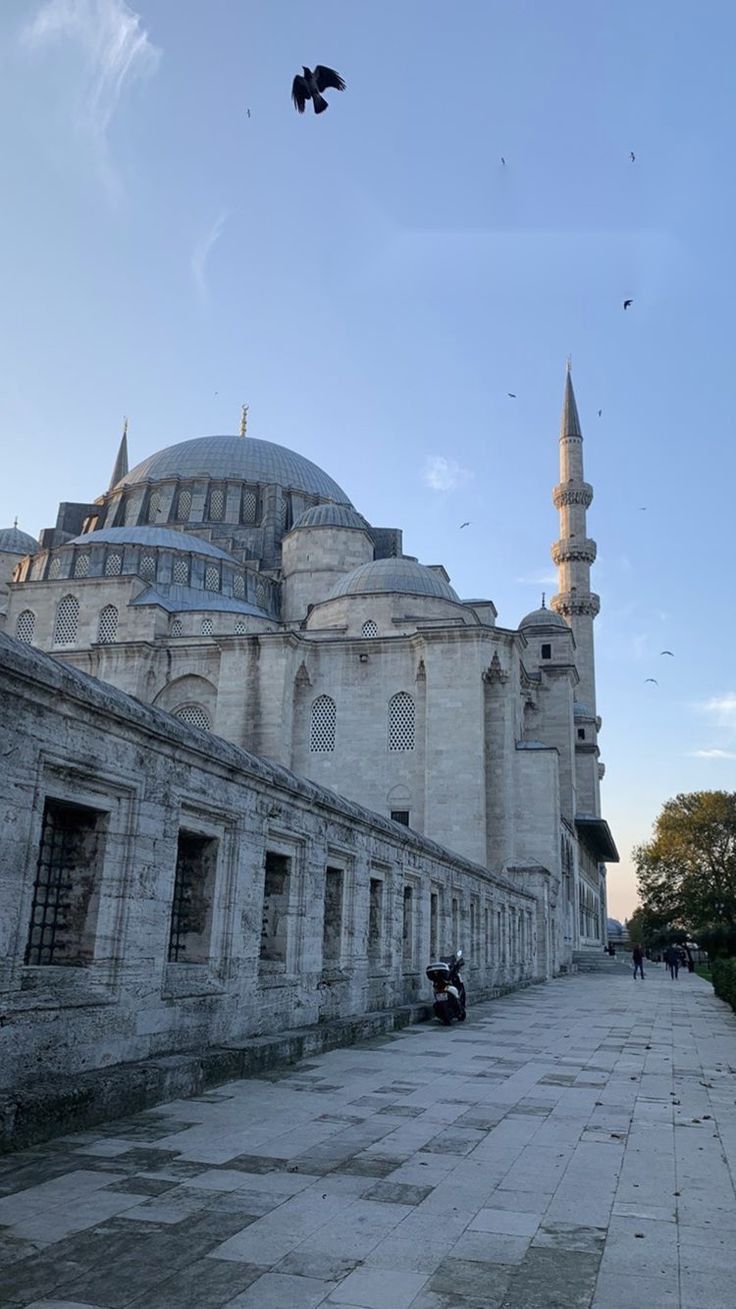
[97,605,118,644]
[147,491,161,524]
[170,619,183,637]
[205,565,220,592]
[310,695,337,752]
[388,692,415,751]
[233,574,245,599]
[124,499,139,525]
[241,487,258,525]
[139,554,156,581]
[256,581,266,609]
[172,556,189,585]
[173,704,210,731]
[361,619,378,638]
[73,553,90,578]
[16,610,35,644]
[47,557,61,580]
[201,617,214,636]
[235,620,247,635]
[177,488,192,521]
[208,487,225,521]
[54,595,79,646]
[104,550,122,576]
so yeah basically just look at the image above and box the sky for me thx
[2,0,735,920]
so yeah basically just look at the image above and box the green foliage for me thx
[634,791,736,949]
[711,958,736,1011]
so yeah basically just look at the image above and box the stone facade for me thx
[0,632,540,1095]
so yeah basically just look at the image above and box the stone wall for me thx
[0,632,540,1099]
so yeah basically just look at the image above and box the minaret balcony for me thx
[551,590,600,618]
[551,538,597,566]
[552,482,593,509]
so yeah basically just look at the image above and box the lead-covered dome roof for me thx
[70,526,232,560]
[0,525,38,555]
[291,503,370,531]
[116,436,352,504]
[328,557,460,602]
[520,606,568,630]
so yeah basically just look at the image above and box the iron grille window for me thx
[47,557,61,580]
[235,620,247,635]
[233,574,245,599]
[54,595,79,646]
[25,799,103,966]
[200,618,214,637]
[104,550,122,576]
[139,554,156,581]
[73,553,90,578]
[16,609,35,643]
[170,619,183,637]
[362,620,378,638]
[209,488,225,521]
[205,565,220,591]
[177,488,192,521]
[173,703,210,730]
[147,492,161,524]
[391,810,410,826]
[97,605,118,644]
[168,832,217,963]
[173,556,190,584]
[241,488,258,525]
[310,695,336,752]
[256,581,266,609]
[388,692,415,751]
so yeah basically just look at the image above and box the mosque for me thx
[1,366,617,981]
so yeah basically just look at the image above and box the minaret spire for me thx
[108,418,129,490]
[240,404,249,437]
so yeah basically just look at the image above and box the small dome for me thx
[328,557,460,602]
[0,525,38,556]
[69,527,232,560]
[607,918,624,938]
[116,435,352,504]
[520,606,568,631]
[291,503,370,532]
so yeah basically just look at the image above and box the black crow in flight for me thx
[292,65,346,114]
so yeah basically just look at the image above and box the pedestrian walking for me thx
[664,946,680,980]
[632,944,645,980]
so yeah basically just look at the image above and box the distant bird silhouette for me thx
[501,156,506,166]
[247,108,251,118]
[459,521,471,529]
[507,393,516,398]
[597,409,603,418]
[292,65,345,114]
[623,299,633,310]
[660,650,675,657]
[630,151,636,162]
[638,506,647,511]
[644,678,659,685]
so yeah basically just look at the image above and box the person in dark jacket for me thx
[632,944,645,980]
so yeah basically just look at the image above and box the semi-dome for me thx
[0,525,39,555]
[328,557,460,602]
[70,527,232,560]
[116,436,352,505]
[520,606,568,631]
[291,503,370,531]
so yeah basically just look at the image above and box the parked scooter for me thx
[426,949,466,1024]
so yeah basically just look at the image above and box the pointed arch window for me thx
[208,487,225,521]
[170,619,183,637]
[388,692,415,751]
[177,488,192,521]
[361,619,378,638]
[139,554,156,582]
[233,574,245,600]
[147,491,161,524]
[73,553,90,578]
[47,557,61,580]
[205,565,220,592]
[173,704,210,731]
[16,610,35,644]
[54,595,79,646]
[241,487,258,525]
[104,550,122,576]
[201,617,214,636]
[172,556,189,585]
[310,695,337,753]
[97,605,118,644]
[235,620,247,635]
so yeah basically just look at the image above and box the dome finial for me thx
[240,403,249,438]
[541,591,546,608]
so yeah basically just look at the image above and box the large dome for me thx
[117,436,352,504]
[0,525,38,555]
[328,557,460,602]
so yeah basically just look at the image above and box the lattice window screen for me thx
[173,704,210,730]
[47,557,61,580]
[205,565,220,591]
[388,692,415,751]
[361,619,378,638]
[172,556,189,584]
[170,619,183,637]
[256,581,266,608]
[235,620,247,635]
[97,605,118,644]
[125,499,139,525]
[139,554,156,581]
[16,610,35,643]
[147,492,161,524]
[104,551,122,576]
[310,695,337,753]
[73,553,90,578]
[241,488,258,525]
[233,574,245,599]
[209,488,225,521]
[201,618,214,636]
[177,489,192,521]
[54,595,79,645]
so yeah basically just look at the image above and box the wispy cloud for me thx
[514,571,556,587]
[191,210,231,302]
[700,693,736,730]
[22,0,160,191]
[423,456,472,493]
[690,748,736,760]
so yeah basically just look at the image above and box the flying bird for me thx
[638,506,647,511]
[660,650,675,657]
[630,151,636,162]
[501,156,506,166]
[246,108,251,118]
[292,65,346,114]
[623,299,633,310]
[459,521,471,529]
[507,392,516,398]
[644,678,659,685]
[598,409,603,418]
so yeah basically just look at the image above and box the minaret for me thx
[108,418,129,490]
[550,363,601,811]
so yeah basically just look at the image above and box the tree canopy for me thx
[634,791,736,952]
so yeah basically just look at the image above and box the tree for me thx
[634,791,736,953]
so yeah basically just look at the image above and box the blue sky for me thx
[2,0,735,919]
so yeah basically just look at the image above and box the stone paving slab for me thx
[1,968,735,1307]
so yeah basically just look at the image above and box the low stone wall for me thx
[0,633,541,1143]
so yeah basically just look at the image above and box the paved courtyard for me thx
[1,967,735,1309]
